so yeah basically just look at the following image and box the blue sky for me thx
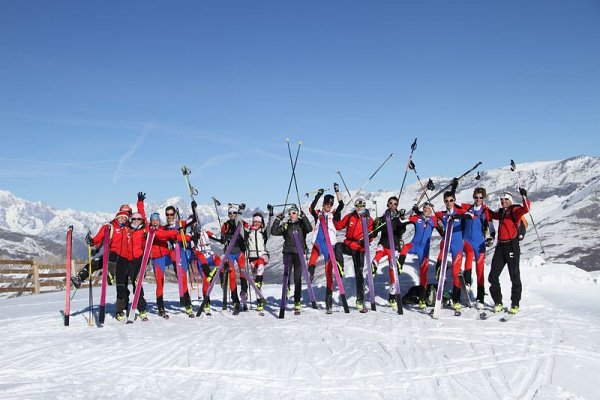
[1,1,598,212]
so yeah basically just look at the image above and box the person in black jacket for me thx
[270,204,313,313]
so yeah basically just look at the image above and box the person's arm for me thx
[333,212,350,230]
[137,192,146,219]
[309,190,324,220]
[270,215,285,236]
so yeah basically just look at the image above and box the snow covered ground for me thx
[1,257,599,400]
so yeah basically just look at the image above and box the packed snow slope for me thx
[0,257,599,400]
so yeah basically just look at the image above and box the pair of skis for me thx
[196,223,266,316]
[278,230,319,318]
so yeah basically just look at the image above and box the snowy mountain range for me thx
[0,155,598,271]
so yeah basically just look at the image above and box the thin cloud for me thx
[301,145,376,161]
[111,125,153,186]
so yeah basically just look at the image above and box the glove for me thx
[451,178,459,192]
[519,187,527,197]
[299,211,306,218]
[485,237,494,247]
[85,232,94,246]
[317,188,325,195]
[412,205,420,214]
[137,192,146,201]
[333,183,340,193]
[191,200,197,209]
[267,204,274,217]
[357,239,365,247]
[239,203,246,211]
[276,212,284,220]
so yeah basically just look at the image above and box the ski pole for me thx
[510,160,545,254]
[287,139,305,214]
[397,138,418,203]
[345,152,394,206]
[416,161,482,207]
[282,139,301,213]
[87,241,94,327]
[415,178,435,205]
[409,161,435,207]
[212,197,222,226]
[336,171,352,198]
[372,200,378,219]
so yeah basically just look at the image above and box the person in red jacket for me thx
[147,212,186,318]
[71,203,134,288]
[487,189,530,315]
[88,202,138,321]
[333,197,373,312]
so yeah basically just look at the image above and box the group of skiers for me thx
[73,179,530,321]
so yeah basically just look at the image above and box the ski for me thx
[196,223,243,316]
[361,216,377,311]
[279,254,291,318]
[98,225,111,326]
[64,226,74,326]
[238,267,267,312]
[458,271,473,308]
[173,242,186,308]
[319,213,350,313]
[292,230,318,309]
[126,228,156,323]
[432,219,455,319]
[384,210,402,315]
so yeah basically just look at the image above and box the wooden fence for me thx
[0,259,175,297]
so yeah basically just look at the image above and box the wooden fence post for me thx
[33,260,40,294]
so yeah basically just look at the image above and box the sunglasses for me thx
[131,218,142,221]
[444,199,455,203]
[500,197,511,201]
[165,213,175,216]
[473,196,484,200]
[388,202,398,206]
[356,205,365,209]
[323,202,334,206]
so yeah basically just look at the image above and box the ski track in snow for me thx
[0,260,599,399]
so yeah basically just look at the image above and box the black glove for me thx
[357,239,365,247]
[137,192,146,201]
[412,205,420,214]
[317,188,325,195]
[85,232,94,246]
[267,204,274,217]
[276,212,284,220]
[485,237,494,247]
[451,178,459,192]
[519,187,527,197]
[333,183,339,193]
[239,203,246,211]
[399,208,406,218]
[299,210,306,218]
[191,200,197,209]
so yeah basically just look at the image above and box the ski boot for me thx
[158,308,170,319]
[294,302,301,315]
[240,291,248,311]
[139,311,148,321]
[325,293,333,314]
[418,299,427,310]
[185,305,195,318]
[453,302,462,316]
[116,312,125,321]
[257,300,264,315]
[494,303,504,313]
[389,298,398,311]
[233,302,241,315]
[70,274,83,289]
[357,300,368,313]
[508,305,519,315]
